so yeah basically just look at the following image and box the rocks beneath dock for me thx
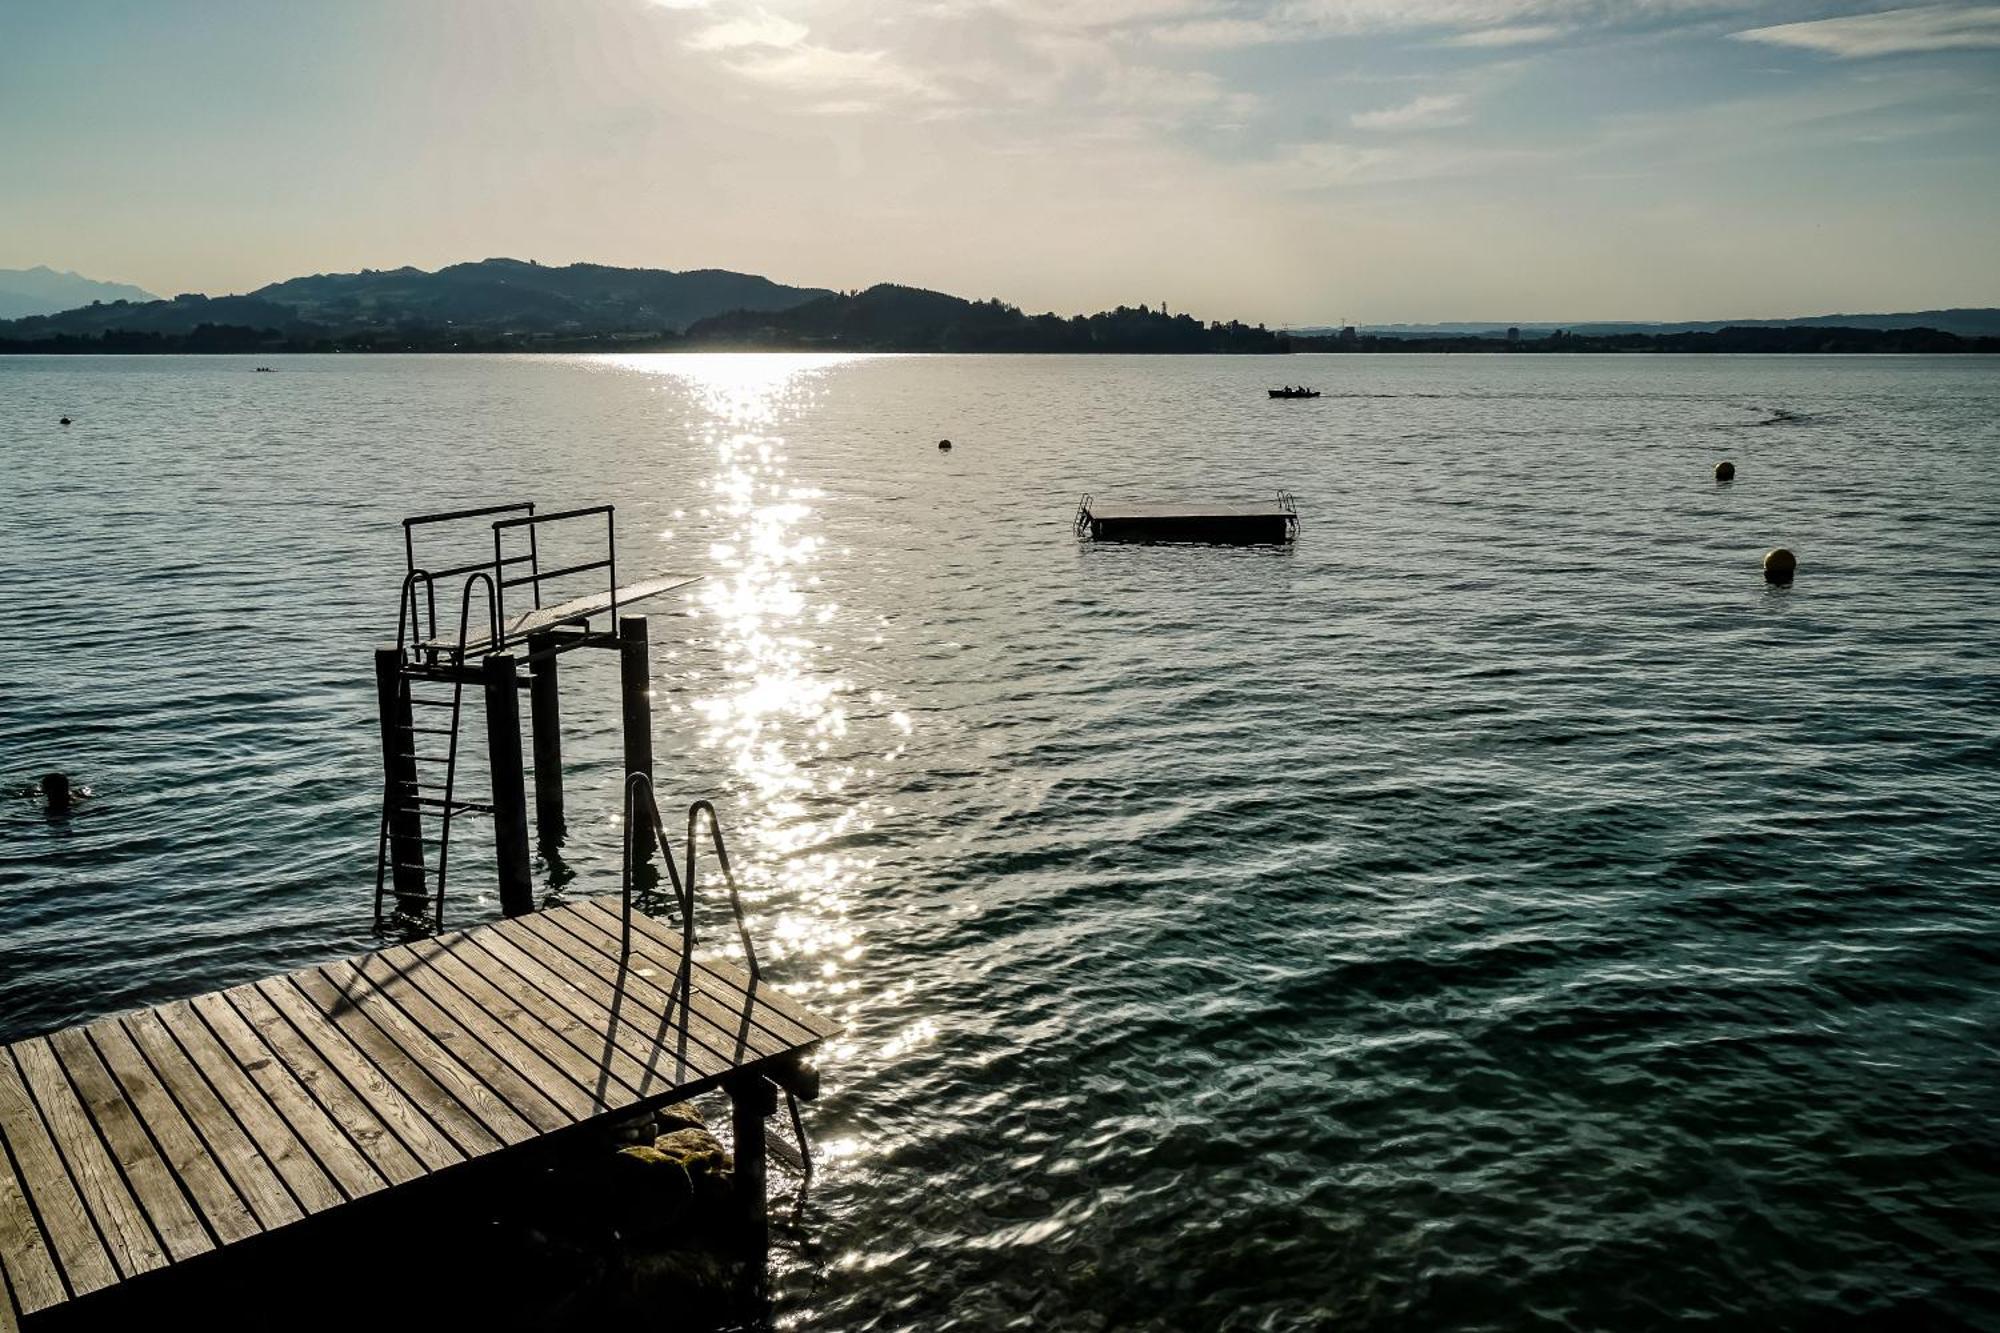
[495,1098,760,1325]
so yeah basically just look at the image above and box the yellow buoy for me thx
[1763,548,1797,584]
[1714,460,1735,481]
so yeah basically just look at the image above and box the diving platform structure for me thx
[376,501,698,929]
[1076,492,1298,545]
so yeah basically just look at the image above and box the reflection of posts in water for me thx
[527,630,565,846]
[483,652,534,918]
[620,615,655,862]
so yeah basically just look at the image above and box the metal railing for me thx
[492,505,617,653]
[399,502,622,658]
[1277,489,1300,539]
[620,774,811,1178]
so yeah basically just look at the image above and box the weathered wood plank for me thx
[357,944,607,1122]
[221,986,433,1185]
[444,939,666,1102]
[419,574,698,656]
[0,899,834,1323]
[0,1116,65,1317]
[506,911,781,1077]
[464,929,724,1100]
[288,968,521,1155]
[566,900,833,1046]
[125,1008,325,1225]
[184,995,388,1203]
[403,938,641,1110]
[252,979,473,1170]
[569,897,837,1041]
[77,1021,260,1249]
[0,1051,114,1302]
[482,916,724,1075]
[46,1028,214,1266]
[8,1041,166,1280]
[332,956,570,1138]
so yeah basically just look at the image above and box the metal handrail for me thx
[1075,493,1093,540]
[394,568,437,657]
[618,776,811,1179]
[621,772,690,960]
[453,572,499,664]
[685,798,761,983]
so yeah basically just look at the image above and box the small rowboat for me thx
[1267,388,1321,399]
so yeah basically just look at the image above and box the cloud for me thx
[686,9,808,51]
[1150,16,1289,47]
[1351,92,1470,129]
[1443,23,1569,46]
[722,42,945,106]
[1733,4,2000,57]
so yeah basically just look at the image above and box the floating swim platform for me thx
[1075,492,1298,545]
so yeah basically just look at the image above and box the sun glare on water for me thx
[607,354,914,1071]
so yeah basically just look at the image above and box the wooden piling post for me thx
[729,1075,777,1268]
[483,653,534,918]
[620,615,654,784]
[374,647,427,910]
[619,615,655,863]
[527,631,564,844]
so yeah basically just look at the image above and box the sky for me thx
[3,0,1998,323]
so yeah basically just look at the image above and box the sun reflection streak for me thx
[612,357,934,1075]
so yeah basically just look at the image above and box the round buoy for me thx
[58,416,71,426]
[1714,460,1735,482]
[1763,548,1797,585]
[938,438,952,452]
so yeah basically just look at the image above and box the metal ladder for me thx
[374,569,499,927]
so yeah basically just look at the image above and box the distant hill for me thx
[0,258,828,346]
[1290,324,1999,354]
[685,283,1285,353]
[0,266,156,320]
[1312,309,2000,340]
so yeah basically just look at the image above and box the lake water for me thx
[3,353,1998,1329]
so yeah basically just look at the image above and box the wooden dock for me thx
[1076,492,1298,545]
[0,896,835,1329]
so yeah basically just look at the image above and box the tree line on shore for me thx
[2,264,1994,354]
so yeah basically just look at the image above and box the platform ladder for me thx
[374,503,553,928]
[373,571,496,927]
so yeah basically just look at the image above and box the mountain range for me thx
[0,259,1994,353]
[0,266,157,320]
[0,258,827,345]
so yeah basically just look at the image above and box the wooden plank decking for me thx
[0,897,834,1329]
